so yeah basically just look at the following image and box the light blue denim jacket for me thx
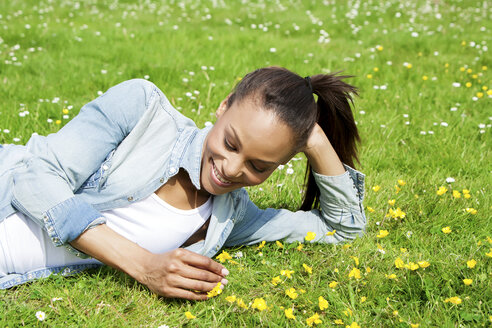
[0,79,366,289]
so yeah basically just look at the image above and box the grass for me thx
[0,0,491,327]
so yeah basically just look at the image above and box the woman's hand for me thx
[302,123,345,176]
[140,248,228,300]
[71,224,228,301]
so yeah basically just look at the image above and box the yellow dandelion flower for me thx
[350,256,359,266]
[388,199,396,206]
[442,226,452,234]
[461,41,466,46]
[227,259,239,265]
[482,86,488,91]
[397,179,406,186]
[319,296,329,310]
[326,230,337,236]
[285,288,298,300]
[299,288,306,294]
[472,74,478,79]
[225,295,236,303]
[467,68,472,73]
[360,296,367,303]
[465,207,477,214]
[297,243,304,251]
[367,206,375,213]
[366,74,373,79]
[256,240,266,250]
[406,63,412,69]
[460,66,466,71]
[393,310,399,316]
[487,89,492,96]
[395,257,405,269]
[487,236,492,244]
[395,185,401,193]
[329,281,338,288]
[344,308,353,317]
[386,273,397,280]
[463,279,472,286]
[452,190,461,198]
[372,185,381,192]
[462,189,470,194]
[207,282,223,298]
[422,75,428,81]
[444,296,462,305]
[418,261,430,268]
[306,313,322,326]
[251,298,268,311]
[62,108,69,114]
[347,322,361,328]
[486,248,492,258]
[284,308,296,320]
[387,207,406,219]
[216,250,232,263]
[410,324,420,328]
[437,186,447,195]
[377,45,383,51]
[348,267,361,279]
[477,92,484,98]
[305,231,316,241]
[271,276,281,286]
[55,120,61,125]
[276,240,284,248]
[465,82,472,88]
[334,319,344,325]
[400,248,407,253]
[373,67,379,72]
[343,244,351,250]
[366,267,371,273]
[466,259,477,268]
[236,298,248,309]
[303,263,313,274]
[334,268,339,273]
[444,63,449,68]
[464,193,471,199]
[185,311,196,319]
[377,230,389,238]
[280,269,295,278]
[482,66,488,70]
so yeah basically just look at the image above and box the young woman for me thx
[0,66,366,300]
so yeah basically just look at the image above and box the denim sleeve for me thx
[224,164,367,246]
[11,79,158,249]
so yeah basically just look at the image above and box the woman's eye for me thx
[224,138,236,151]
[251,163,267,173]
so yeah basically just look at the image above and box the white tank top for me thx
[0,194,212,276]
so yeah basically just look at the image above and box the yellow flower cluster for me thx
[387,207,406,219]
[251,298,268,311]
[207,282,223,298]
[216,250,232,263]
[394,257,430,270]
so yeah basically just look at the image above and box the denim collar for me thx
[180,125,212,190]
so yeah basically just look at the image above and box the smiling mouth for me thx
[211,159,233,186]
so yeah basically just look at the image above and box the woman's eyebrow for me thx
[230,125,278,166]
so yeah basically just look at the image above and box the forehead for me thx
[223,99,296,163]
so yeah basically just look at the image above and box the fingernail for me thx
[219,283,225,290]
[221,268,230,276]
[221,278,228,286]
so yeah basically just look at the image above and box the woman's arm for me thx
[11,79,156,249]
[70,224,228,300]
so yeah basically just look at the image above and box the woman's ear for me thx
[216,93,232,118]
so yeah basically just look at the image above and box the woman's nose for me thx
[223,155,243,179]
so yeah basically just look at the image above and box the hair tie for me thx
[304,76,313,93]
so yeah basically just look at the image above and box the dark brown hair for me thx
[227,66,360,210]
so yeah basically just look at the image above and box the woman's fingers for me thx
[175,248,229,277]
[163,287,209,301]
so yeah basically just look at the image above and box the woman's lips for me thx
[211,159,233,187]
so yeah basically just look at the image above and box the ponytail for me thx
[300,72,361,211]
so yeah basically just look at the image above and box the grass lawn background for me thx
[0,0,490,327]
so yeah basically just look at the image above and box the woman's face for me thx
[200,96,297,195]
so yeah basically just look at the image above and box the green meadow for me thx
[0,0,490,327]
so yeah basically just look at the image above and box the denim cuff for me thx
[43,197,106,246]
